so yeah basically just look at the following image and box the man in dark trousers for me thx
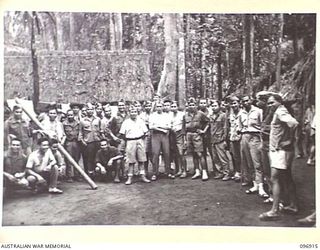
[78,103,101,177]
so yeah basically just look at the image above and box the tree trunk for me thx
[31,11,40,112]
[157,13,185,105]
[110,13,122,50]
[140,14,148,49]
[199,15,206,98]
[276,13,284,91]
[242,15,247,94]
[250,15,254,79]
[56,13,64,50]
[184,14,193,98]
[177,13,186,107]
[69,12,75,50]
[217,46,223,100]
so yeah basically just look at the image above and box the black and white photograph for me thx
[2,11,316,228]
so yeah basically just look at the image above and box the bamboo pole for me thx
[15,98,98,190]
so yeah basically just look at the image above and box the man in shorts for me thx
[259,94,299,221]
[26,137,63,194]
[119,106,150,185]
[183,98,210,181]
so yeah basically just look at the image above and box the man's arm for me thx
[278,107,299,128]
[107,155,124,166]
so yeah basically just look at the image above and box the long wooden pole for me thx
[15,98,98,190]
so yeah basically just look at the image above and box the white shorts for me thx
[269,150,294,170]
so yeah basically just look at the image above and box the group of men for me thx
[3,93,315,223]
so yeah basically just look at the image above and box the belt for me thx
[241,131,260,135]
[125,136,143,141]
[152,130,168,134]
[186,129,198,133]
[66,139,78,142]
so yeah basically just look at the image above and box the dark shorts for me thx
[186,132,203,153]
[170,130,185,156]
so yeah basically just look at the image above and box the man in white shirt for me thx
[120,106,150,185]
[170,101,187,178]
[149,101,172,180]
[26,137,63,194]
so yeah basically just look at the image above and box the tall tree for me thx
[276,13,284,91]
[109,13,122,50]
[157,13,185,106]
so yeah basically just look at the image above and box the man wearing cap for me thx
[4,105,32,155]
[61,109,81,182]
[101,104,120,145]
[70,103,83,122]
[183,98,210,181]
[78,103,102,176]
[95,102,104,120]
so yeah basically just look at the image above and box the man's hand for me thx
[14,172,25,179]
[38,177,47,184]
[197,129,205,135]
[107,159,113,167]
[81,139,87,146]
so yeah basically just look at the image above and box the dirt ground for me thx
[2,157,315,226]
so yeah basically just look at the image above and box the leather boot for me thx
[141,174,151,183]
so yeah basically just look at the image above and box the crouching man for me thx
[3,138,30,193]
[25,137,63,194]
[119,106,151,185]
[95,139,123,183]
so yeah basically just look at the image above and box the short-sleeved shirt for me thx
[63,120,80,141]
[184,110,209,133]
[4,116,32,149]
[78,116,101,143]
[41,119,65,142]
[119,118,148,139]
[95,146,121,166]
[3,150,27,174]
[270,105,298,151]
[26,149,57,173]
